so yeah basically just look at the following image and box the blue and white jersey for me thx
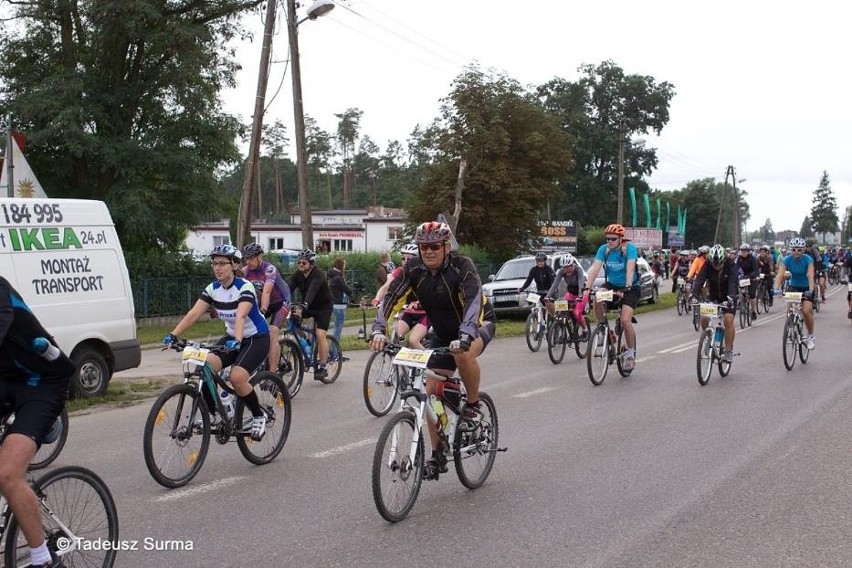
[200,278,269,338]
[782,254,813,289]
[595,242,640,287]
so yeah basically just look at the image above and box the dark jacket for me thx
[327,268,353,305]
[692,259,739,303]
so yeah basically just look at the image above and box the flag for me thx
[1,133,48,198]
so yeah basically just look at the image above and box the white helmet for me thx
[789,237,806,248]
[560,254,576,268]
[400,243,419,256]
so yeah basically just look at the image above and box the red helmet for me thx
[604,224,625,237]
[414,221,452,244]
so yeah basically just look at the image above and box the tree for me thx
[406,65,572,258]
[843,206,852,245]
[537,60,675,226]
[304,116,334,209]
[810,171,839,241]
[757,218,775,243]
[800,216,814,239]
[0,0,263,253]
[335,108,363,208]
[261,120,289,218]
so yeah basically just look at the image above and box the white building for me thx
[184,206,407,255]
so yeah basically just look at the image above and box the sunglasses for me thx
[605,236,620,242]
[419,243,444,251]
[297,260,310,266]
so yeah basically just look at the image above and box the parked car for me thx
[482,253,567,315]
[577,256,659,305]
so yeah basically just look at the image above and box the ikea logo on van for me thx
[6,227,83,251]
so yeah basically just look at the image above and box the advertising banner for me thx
[537,220,577,252]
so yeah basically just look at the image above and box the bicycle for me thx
[827,262,840,286]
[781,292,811,371]
[523,292,551,352]
[586,289,637,386]
[0,408,68,471]
[277,307,344,397]
[756,274,773,314]
[362,311,419,417]
[0,431,119,567]
[546,298,590,364]
[812,281,821,314]
[695,302,734,385]
[675,280,690,316]
[143,339,291,488]
[371,346,504,522]
[737,278,753,329]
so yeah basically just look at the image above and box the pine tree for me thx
[810,171,839,242]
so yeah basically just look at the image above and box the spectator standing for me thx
[327,257,353,341]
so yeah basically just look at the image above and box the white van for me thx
[0,197,141,396]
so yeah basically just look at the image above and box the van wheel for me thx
[648,285,659,304]
[72,350,110,398]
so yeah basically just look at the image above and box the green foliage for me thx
[757,218,775,242]
[810,171,839,238]
[578,226,605,255]
[0,0,262,253]
[799,216,814,238]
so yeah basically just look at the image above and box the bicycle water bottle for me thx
[714,327,723,343]
[30,337,61,361]
[429,395,448,431]
[220,390,235,420]
[298,336,312,359]
[435,381,462,411]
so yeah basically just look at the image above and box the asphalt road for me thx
[32,285,852,567]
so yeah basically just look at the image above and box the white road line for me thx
[514,386,558,399]
[635,355,657,363]
[310,438,376,458]
[154,476,247,502]
[658,340,698,354]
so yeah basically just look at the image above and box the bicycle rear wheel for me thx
[587,326,609,386]
[236,372,291,465]
[761,287,771,313]
[676,292,685,315]
[525,311,542,352]
[277,337,304,398]
[4,466,119,568]
[30,407,69,470]
[317,336,343,384]
[696,330,713,386]
[372,411,424,522]
[616,327,633,377]
[454,392,498,489]
[798,323,810,364]
[143,383,210,488]
[573,316,591,359]
[782,317,798,371]
[738,300,748,329]
[363,349,400,416]
[547,320,567,365]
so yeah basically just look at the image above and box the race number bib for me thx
[595,289,614,303]
[526,292,541,304]
[393,347,433,369]
[699,303,721,317]
[739,278,751,288]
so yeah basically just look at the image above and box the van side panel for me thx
[0,198,141,373]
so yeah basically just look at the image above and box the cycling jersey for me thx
[519,264,556,293]
[242,260,291,306]
[692,259,739,304]
[200,278,269,338]
[376,252,496,342]
[687,256,706,281]
[757,254,775,276]
[595,242,640,288]
[782,254,813,289]
[546,265,587,297]
[737,253,759,279]
[287,266,333,311]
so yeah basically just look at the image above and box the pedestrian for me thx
[327,256,353,341]
[375,252,394,289]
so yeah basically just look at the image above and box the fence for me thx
[133,263,499,319]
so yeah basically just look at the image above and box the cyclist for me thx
[544,253,589,340]
[804,242,826,303]
[165,245,271,440]
[0,276,75,568]
[372,243,429,349]
[736,243,760,320]
[583,223,641,372]
[370,221,496,480]
[518,252,556,307]
[757,245,776,307]
[691,244,739,363]
[773,237,816,349]
[286,249,334,381]
[672,250,690,293]
[242,243,292,374]
[687,246,709,300]
[844,252,852,319]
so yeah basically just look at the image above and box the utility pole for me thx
[733,173,741,246]
[288,0,314,250]
[617,118,626,225]
[4,116,13,197]
[714,165,733,244]
[236,0,277,248]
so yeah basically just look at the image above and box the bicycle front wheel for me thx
[372,411,424,522]
[782,317,798,371]
[525,312,542,352]
[739,302,748,329]
[30,407,69,470]
[616,327,633,377]
[4,466,119,568]
[363,349,400,417]
[696,330,713,386]
[798,322,810,364]
[236,372,292,465]
[676,292,685,315]
[142,383,210,488]
[278,337,304,398]
[318,336,343,384]
[547,320,567,365]
[813,286,821,313]
[587,326,609,386]
[574,316,591,359]
[454,392,499,489]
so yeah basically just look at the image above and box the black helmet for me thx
[297,249,317,264]
[242,243,264,258]
[209,244,241,261]
[534,252,547,261]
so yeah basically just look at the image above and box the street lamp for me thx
[289,0,335,250]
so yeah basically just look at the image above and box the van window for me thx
[493,259,535,281]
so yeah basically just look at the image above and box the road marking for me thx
[154,476,247,502]
[311,438,375,458]
[635,355,657,363]
[514,386,558,399]
[658,340,698,354]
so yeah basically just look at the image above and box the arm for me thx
[726,263,739,300]
[773,258,787,290]
[458,259,485,339]
[584,260,603,294]
[170,298,212,337]
[518,268,535,292]
[260,282,274,313]
[0,281,13,344]
[373,274,395,305]
[545,269,563,298]
[624,259,636,289]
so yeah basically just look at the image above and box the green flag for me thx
[629,187,637,227]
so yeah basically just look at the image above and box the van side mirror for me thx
[488,274,495,281]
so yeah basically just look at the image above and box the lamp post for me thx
[734,177,747,246]
[289,0,335,250]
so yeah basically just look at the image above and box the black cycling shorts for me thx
[0,380,68,446]
[215,334,270,375]
[601,282,641,310]
[304,307,332,332]
[426,321,496,372]
[788,286,815,304]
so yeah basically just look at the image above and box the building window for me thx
[268,238,285,250]
[212,235,231,247]
[387,226,402,240]
[333,239,353,252]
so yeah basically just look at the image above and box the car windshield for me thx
[493,259,535,281]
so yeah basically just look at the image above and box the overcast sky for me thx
[225,1,851,235]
